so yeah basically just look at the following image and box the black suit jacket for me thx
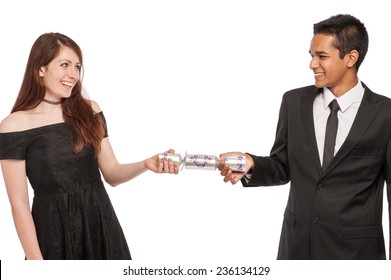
[243,83,391,259]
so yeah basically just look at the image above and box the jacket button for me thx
[313,217,319,224]
[318,183,324,190]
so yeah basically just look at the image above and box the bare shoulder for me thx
[0,111,30,133]
[89,100,102,114]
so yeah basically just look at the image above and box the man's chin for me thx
[314,81,325,88]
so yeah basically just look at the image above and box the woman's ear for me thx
[39,66,46,77]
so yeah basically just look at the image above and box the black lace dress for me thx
[0,112,131,259]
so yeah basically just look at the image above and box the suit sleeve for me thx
[385,137,391,259]
[242,93,290,187]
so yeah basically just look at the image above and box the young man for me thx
[219,14,391,260]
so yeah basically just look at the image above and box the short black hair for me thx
[314,14,368,70]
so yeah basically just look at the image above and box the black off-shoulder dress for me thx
[0,112,131,259]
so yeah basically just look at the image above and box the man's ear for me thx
[347,50,359,68]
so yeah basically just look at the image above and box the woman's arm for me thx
[97,137,178,187]
[91,100,178,187]
[1,159,43,259]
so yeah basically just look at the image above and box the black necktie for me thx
[322,99,340,171]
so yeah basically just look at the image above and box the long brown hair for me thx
[12,33,105,154]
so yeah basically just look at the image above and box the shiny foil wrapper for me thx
[224,155,246,172]
[158,153,183,169]
[184,154,218,170]
[158,152,246,172]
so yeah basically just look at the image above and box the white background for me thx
[1,0,390,279]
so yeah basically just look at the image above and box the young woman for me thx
[0,33,178,260]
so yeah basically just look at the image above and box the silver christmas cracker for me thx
[158,152,184,169]
[223,155,246,172]
[184,154,218,170]
[158,152,246,172]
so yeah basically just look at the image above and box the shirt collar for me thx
[323,80,365,112]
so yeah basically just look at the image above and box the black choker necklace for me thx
[43,98,62,105]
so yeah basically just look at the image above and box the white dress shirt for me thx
[313,81,364,166]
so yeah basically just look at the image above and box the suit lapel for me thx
[301,87,323,177]
[321,86,383,178]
